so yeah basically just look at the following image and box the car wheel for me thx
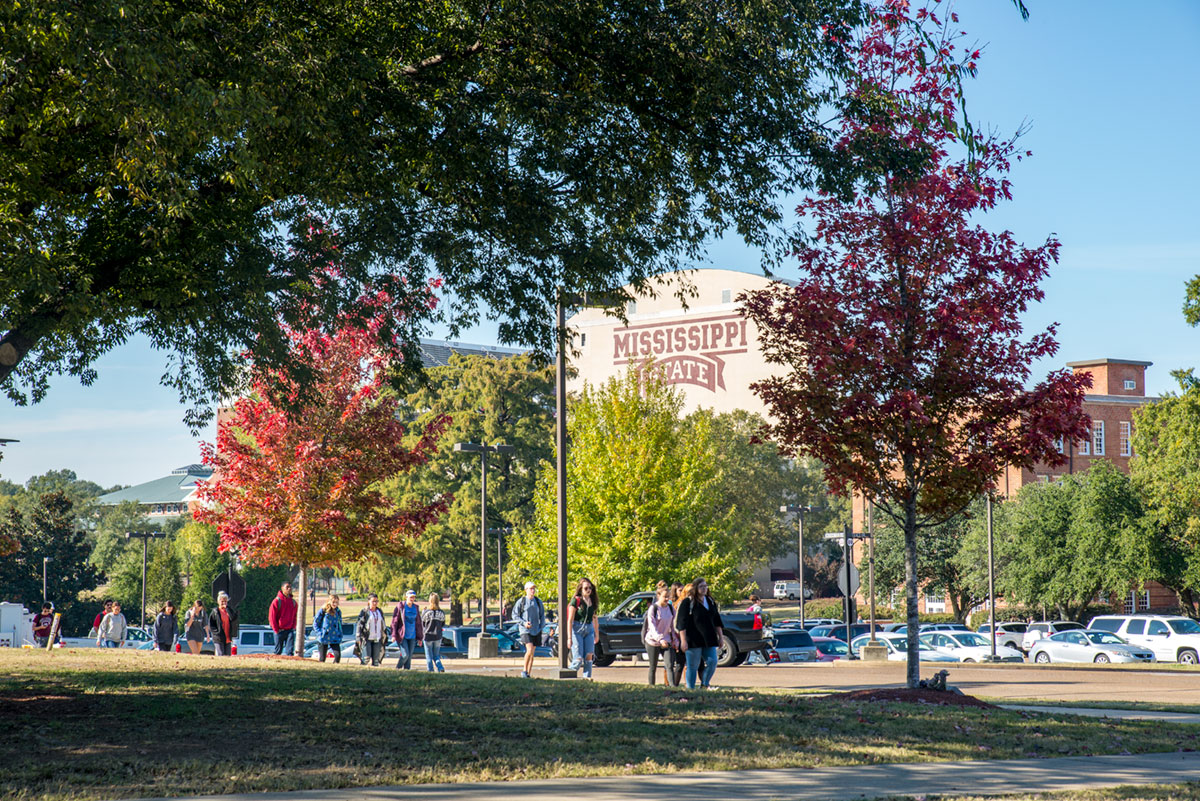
[1034,651,1050,664]
[731,652,748,667]
[592,644,616,668]
[716,633,739,668]
[787,593,796,600]
[962,658,975,663]
[1178,648,1198,665]
[1094,654,1110,664]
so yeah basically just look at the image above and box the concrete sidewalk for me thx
[149,752,1200,801]
[1000,704,1200,724]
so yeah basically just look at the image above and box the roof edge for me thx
[1066,358,1154,368]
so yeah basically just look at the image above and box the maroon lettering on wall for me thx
[612,313,748,394]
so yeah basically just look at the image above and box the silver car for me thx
[1029,629,1155,664]
[850,633,958,662]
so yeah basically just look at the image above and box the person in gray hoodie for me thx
[512,581,545,678]
[97,601,127,648]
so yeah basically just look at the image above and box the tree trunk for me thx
[295,564,307,657]
[450,600,464,627]
[904,500,920,688]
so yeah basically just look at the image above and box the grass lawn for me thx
[984,697,1200,714]
[3,651,1199,801]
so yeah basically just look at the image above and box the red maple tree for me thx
[197,281,450,654]
[740,1,1091,686]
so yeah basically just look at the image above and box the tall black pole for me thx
[868,501,877,643]
[141,536,149,631]
[556,296,574,677]
[843,522,853,646]
[798,510,806,627]
[987,494,996,660]
[480,448,488,638]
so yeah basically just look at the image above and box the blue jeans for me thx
[570,623,596,677]
[425,639,444,672]
[684,645,718,689]
[101,640,121,648]
[274,628,295,655]
[396,638,416,669]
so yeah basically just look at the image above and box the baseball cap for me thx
[524,581,536,590]
[405,589,417,598]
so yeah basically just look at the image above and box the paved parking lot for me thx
[443,658,1200,704]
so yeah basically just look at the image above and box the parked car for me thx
[975,621,1028,652]
[775,618,842,631]
[918,631,1024,663]
[593,592,769,668]
[1021,621,1085,653]
[61,626,154,650]
[811,636,850,662]
[763,629,818,663]
[849,633,957,662]
[888,623,970,635]
[1029,629,1156,664]
[1088,614,1200,664]
[808,623,873,642]
[772,581,812,600]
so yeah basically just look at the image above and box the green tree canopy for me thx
[957,461,1144,621]
[1131,375,1200,616]
[342,353,554,617]
[510,370,748,606]
[0,491,100,634]
[1,0,865,423]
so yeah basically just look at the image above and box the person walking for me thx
[565,578,600,679]
[391,590,423,670]
[268,581,299,656]
[183,599,210,654]
[96,601,127,648]
[152,602,178,651]
[642,586,679,685]
[421,594,446,672]
[356,594,387,666]
[313,595,343,663]
[675,578,724,690]
[33,603,55,648]
[91,600,112,637]
[512,581,545,678]
[208,592,239,656]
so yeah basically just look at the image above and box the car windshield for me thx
[1085,631,1126,645]
[816,640,848,655]
[1169,619,1200,634]
[953,633,989,647]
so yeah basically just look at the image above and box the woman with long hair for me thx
[314,595,343,663]
[565,577,600,679]
[642,586,679,685]
[183,599,209,654]
[674,578,724,689]
[421,594,446,672]
[152,601,178,651]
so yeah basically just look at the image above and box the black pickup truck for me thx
[574,591,769,668]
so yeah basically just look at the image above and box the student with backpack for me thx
[565,578,600,679]
[421,594,447,672]
[313,595,343,663]
[642,586,680,685]
[512,581,545,678]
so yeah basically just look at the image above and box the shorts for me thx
[520,632,543,646]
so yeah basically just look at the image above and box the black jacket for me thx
[674,595,724,649]
[153,612,178,648]
[208,606,240,645]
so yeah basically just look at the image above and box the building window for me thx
[1124,379,1136,390]
[581,333,587,348]
[1037,475,1050,484]
[627,301,637,316]
[1124,590,1150,613]
[1055,437,1064,454]
[1119,421,1131,456]
[721,289,732,304]
[923,587,946,614]
[1078,435,1090,456]
[1093,420,1105,456]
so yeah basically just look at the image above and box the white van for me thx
[773,580,802,600]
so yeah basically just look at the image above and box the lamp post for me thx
[125,531,165,630]
[779,504,811,626]
[454,441,515,650]
[42,556,51,604]
[487,527,512,620]
[987,494,996,660]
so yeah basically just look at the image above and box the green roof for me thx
[99,465,211,506]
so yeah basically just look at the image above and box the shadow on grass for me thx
[2,654,1198,801]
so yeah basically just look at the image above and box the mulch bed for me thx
[240,653,309,661]
[828,688,997,708]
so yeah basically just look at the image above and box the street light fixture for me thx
[779,504,811,626]
[454,441,515,653]
[125,531,165,630]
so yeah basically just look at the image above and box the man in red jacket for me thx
[268,582,298,655]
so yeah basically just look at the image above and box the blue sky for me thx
[2,0,1198,489]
